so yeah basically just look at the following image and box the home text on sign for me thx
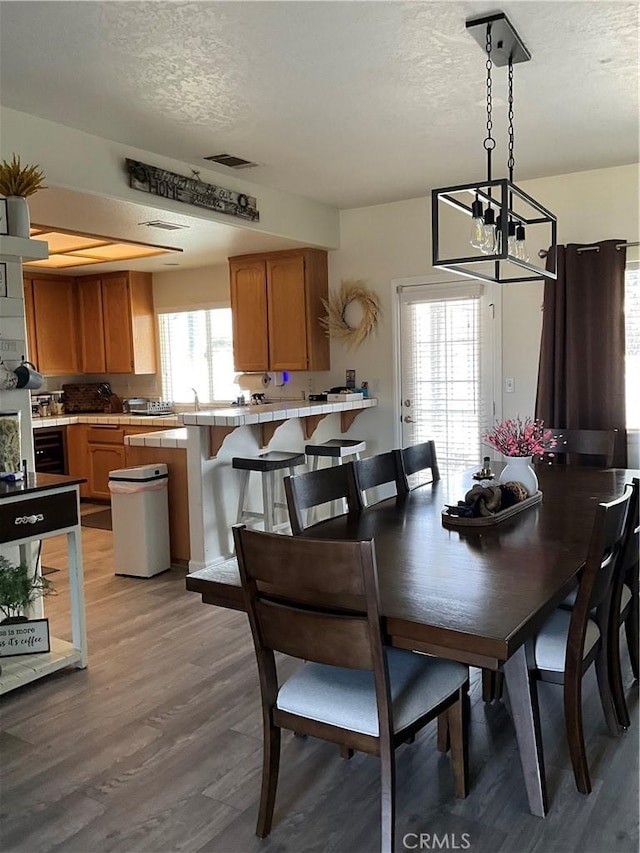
[126,159,259,222]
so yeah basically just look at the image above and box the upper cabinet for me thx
[24,270,157,376]
[77,271,156,374]
[229,248,330,372]
[23,274,80,375]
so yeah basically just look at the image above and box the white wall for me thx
[330,164,640,452]
[1,106,341,250]
[153,265,230,311]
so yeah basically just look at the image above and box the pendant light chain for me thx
[483,24,495,183]
[507,58,515,184]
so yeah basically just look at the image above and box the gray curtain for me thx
[535,239,627,466]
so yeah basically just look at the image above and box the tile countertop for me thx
[31,398,377,449]
[32,414,181,429]
[180,397,377,427]
[124,428,187,449]
[32,413,186,449]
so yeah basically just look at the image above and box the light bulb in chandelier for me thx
[480,207,496,254]
[507,220,517,256]
[470,197,485,249]
[515,224,529,261]
[495,213,503,254]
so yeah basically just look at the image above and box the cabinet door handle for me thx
[15,513,45,525]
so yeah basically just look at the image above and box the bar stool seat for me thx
[305,438,367,461]
[233,451,306,532]
[304,439,367,518]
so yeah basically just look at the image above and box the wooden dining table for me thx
[185,463,639,818]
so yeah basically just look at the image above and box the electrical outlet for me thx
[505,377,515,393]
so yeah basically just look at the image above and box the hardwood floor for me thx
[1,525,637,853]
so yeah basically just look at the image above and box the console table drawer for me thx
[0,491,78,543]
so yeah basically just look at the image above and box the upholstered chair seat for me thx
[277,649,468,737]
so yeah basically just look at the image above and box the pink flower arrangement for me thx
[483,417,554,457]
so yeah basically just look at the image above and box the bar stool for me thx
[304,438,367,518]
[233,451,306,532]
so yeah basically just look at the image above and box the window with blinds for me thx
[399,283,490,477]
[625,265,640,429]
[158,308,240,404]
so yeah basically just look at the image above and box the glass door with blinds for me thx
[397,280,498,479]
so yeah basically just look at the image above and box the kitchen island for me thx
[180,397,377,570]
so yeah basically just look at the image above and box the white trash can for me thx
[108,463,170,578]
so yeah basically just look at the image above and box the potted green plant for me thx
[0,153,46,238]
[0,555,53,624]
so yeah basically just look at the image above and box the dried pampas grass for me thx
[321,280,380,348]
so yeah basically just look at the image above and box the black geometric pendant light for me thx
[431,12,557,283]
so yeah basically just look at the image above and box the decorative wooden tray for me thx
[441,490,543,529]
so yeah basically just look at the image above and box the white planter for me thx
[5,196,30,238]
[499,455,539,496]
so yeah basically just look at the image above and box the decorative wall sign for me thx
[0,263,6,297]
[0,198,8,235]
[126,159,259,222]
[0,618,50,657]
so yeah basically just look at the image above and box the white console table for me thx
[0,473,87,694]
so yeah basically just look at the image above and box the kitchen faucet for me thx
[192,388,200,412]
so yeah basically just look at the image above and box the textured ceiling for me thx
[0,1,638,269]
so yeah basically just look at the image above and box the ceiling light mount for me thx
[431,11,557,284]
[465,12,531,67]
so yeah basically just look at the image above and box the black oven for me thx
[33,427,67,475]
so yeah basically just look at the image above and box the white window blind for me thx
[625,265,640,429]
[400,283,489,476]
[158,308,239,404]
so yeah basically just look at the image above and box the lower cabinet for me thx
[87,444,126,499]
[125,444,190,562]
[67,424,90,499]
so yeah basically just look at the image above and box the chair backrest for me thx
[354,450,407,501]
[233,525,392,729]
[284,462,362,535]
[568,484,633,667]
[541,429,617,468]
[620,477,640,586]
[401,441,441,489]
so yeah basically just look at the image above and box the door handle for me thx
[403,416,415,423]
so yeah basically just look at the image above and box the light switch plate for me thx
[505,377,515,393]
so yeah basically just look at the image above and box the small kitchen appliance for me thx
[124,398,174,416]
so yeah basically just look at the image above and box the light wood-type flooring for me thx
[1,520,638,853]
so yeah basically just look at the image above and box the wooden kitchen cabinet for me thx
[125,443,190,562]
[23,275,79,375]
[229,248,329,372]
[76,271,157,374]
[66,422,170,500]
[66,424,90,498]
[88,444,126,499]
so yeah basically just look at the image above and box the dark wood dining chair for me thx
[284,462,362,535]
[233,525,470,853]
[608,477,639,728]
[353,450,407,505]
[527,483,633,794]
[537,428,617,467]
[401,441,441,490]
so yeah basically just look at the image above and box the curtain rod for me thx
[538,240,639,258]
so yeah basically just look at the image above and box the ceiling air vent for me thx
[139,220,189,231]
[204,153,258,169]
